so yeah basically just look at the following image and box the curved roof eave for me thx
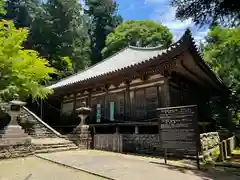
[47,29,225,91]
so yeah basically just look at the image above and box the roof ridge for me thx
[129,44,165,51]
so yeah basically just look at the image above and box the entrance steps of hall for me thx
[32,138,79,154]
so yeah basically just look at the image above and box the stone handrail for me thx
[22,106,62,137]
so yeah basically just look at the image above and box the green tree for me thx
[203,26,240,128]
[0,0,40,28]
[0,20,55,101]
[2,0,90,77]
[0,0,5,15]
[172,0,240,27]
[102,20,173,58]
[30,0,90,78]
[85,0,123,65]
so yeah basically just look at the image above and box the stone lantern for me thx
[73,102,92,149]
[0,98,31,146]
[74,102,91,133]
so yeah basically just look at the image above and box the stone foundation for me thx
[67,125,92,149]
[122,134,161,154]
[0,144,34,159]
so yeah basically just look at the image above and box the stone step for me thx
[34,143,77,150]
[35,146,79,154]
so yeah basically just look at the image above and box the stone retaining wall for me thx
[200,132,220,161]
[0,103,63,159]
[122,134,161,154]
[0,144,34,159]
[93,132,223,160]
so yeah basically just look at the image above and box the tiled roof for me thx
[48,41,181,90]
[47,29,223,90]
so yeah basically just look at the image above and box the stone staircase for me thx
[32,138,78,154]
[21,107,79,153]
[0,103,79,157]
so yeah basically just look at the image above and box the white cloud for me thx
[193,29,209,45]
[152,6,209,44]
[154,7,193,40]
[144,0,169,4]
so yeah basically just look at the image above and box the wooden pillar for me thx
[162,71,171,107]
[116,126,119,134]
[88,89,92,107]
[104,85,109,120]
[88,90,93,123]
[125,79,131,120]
[73,93,77,112]
[135,126,139,134]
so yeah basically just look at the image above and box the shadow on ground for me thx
[149,161,240,180]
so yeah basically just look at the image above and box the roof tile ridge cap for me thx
[128,33,188,52]
[47,46,130,87]
[128,45,165,51]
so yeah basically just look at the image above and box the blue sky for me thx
[115,0,209,43]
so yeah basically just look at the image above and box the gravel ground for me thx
[0,156,107,180]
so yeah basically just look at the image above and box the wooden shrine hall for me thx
[46,29,225,136]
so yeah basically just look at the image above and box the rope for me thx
[37,99,159,128]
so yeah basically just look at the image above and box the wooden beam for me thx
[88,122,158,127]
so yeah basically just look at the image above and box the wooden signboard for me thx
[157,105,200,169]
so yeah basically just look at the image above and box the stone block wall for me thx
[0,144,34,159]
[122,134,161,154]
[92,132,222,160]
[200,132,220,161]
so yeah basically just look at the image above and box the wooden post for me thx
[88,89,92,107]
[162,72,171,107]
[162,71,171,165]
[88,90,93,123]
[125,79,131,120]
[116,126,119,134]
[73,93,77,113]
[135,126,139,134]
[164,148,167,164]
[104,85,109,120]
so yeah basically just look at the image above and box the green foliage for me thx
[29,0,90,78]
[0,0,5,15]
[172,0,240,27]
[2,0,90,78]
[85,0,123,65]
[0,20,55,101]
[102,20,173,58]
[203,26,240,129]
[1,0,40,28]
